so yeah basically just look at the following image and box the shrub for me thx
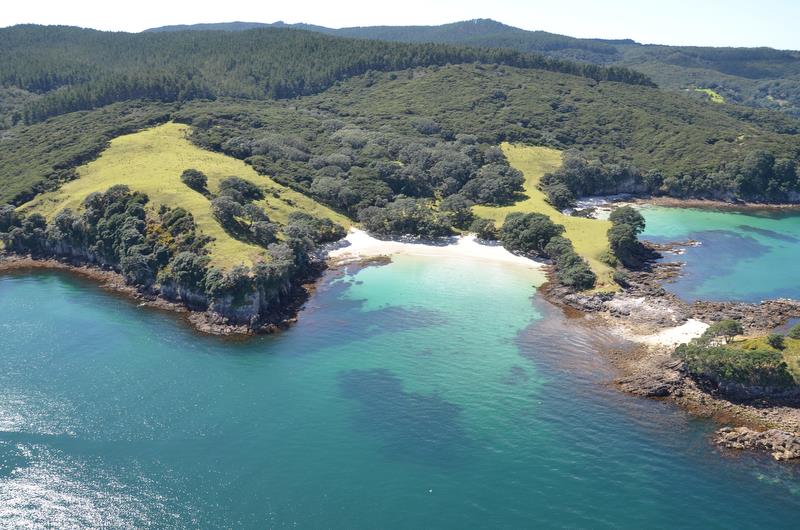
[767,333,786,350]
[284,212,346,244]
[180,169,208,192]
[218,176,264,202]
[788,323,800,339]
[676,343,795,389]
[612,270,630,287]
[703,319,744,344]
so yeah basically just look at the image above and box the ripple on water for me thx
[0,446,168,529]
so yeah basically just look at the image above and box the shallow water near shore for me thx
[2,255,800,527]
[641,205,800,302]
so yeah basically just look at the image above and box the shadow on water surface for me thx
[736,224,800,243]
[337,368,468,467]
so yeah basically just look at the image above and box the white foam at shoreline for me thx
[327,229,544,270]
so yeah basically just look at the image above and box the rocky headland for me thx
[542,238,800,461]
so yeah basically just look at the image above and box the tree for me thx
[284,212,346,244]
[439,194,474,229]
[703,319,744,344]
[788,323,800,340]
[120,251,155,287]
[608,206,647,269]
[211,196,244,230]
[608,206,645,234]
[218,176,264,202]
[460,164,524,205]
[250,221,278,247]
[0,204,19,232]
[767,333,786,350]
[469,218,497,240]
[500,212,564,256]
[358,197,452,238]
[541,182,575,210]
[169,251,209,290]
[544,235,596,290]
[181,169,208,193]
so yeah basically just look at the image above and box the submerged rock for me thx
[616,359,685,397]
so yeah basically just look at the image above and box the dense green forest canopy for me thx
[2,61,800,209]
[0,24,653,125]
[147,18,800,117]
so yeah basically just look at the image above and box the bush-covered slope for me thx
[3,62,799,211]
[305,65,800,188]
[0,24,653,125]
[156,18,800,117]
[0,100,174,204]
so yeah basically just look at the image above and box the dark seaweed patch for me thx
[338,369,467,466]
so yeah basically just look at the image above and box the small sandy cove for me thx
[624,319,709,348]
[329,229,708,346]
[327,229,544,270]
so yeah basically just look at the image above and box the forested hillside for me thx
[1,24,799,307]
[0,24,652,125]
[176,64,800,207]
[3,62,800,209]
[2,26,800,213]
[148,19,800,117]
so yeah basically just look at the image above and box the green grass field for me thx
[473,143,615,289]
[732,336,800,382]
[694,88,725,104]
[21,122,349,269]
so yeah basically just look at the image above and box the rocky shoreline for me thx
[540,240,800,461]
[634,196,800,212]
[0,253,315,336]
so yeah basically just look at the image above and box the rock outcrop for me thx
[715,427,800,461]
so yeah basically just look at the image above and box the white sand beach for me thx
[627,319,709,348]
[327,229,544,270]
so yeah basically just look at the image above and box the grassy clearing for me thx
[21,122,349,269]
[732,336,800,382]
[473,143,615,289]
[694,88,725,104]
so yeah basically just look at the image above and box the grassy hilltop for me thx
[22,122,348,268]
[474,145,614,287]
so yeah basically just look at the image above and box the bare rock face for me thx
[715,427,800,461]
[691,300,800,334]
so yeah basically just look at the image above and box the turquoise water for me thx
[2,256,800,528]
[641,205,800,302]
